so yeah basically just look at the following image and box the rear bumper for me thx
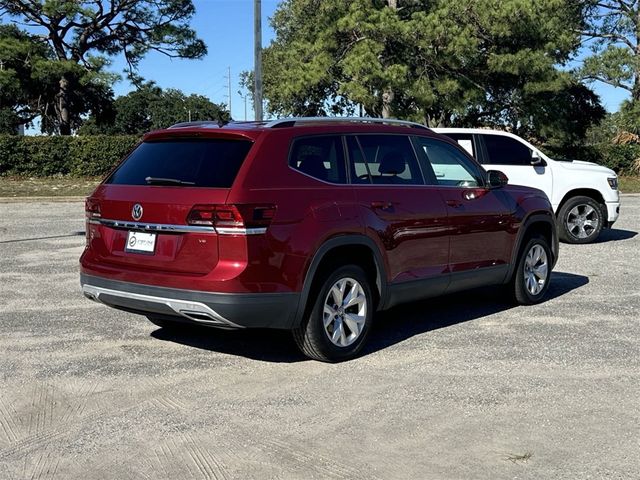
[80,274,299,329]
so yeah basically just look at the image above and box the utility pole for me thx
[254,0,263,121]
[239,93,248,121]
[224,66,232,116]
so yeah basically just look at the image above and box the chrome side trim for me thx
[82,284,242,328]
[89,218,214,233]
[89,218,267,235]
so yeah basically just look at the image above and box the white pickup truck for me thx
[435,128,620,244]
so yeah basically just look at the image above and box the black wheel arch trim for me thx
[557,189,606,213]
[292,234,389,328]
[506,211,559,282]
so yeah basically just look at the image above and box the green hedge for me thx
[0,135,139,177]
[1,134,639,178]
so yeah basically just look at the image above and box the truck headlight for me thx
[607,177,618,190]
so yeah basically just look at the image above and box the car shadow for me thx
[362,271,588,356]
[150,271,589,363]
[595,228,637,243]
[151,324,308,363]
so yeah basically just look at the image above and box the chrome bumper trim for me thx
[82,284,242,328]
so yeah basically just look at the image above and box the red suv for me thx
[80,117,558,362]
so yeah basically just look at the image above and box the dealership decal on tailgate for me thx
[125,231,156,254]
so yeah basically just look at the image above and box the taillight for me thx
[85,198,101,219]
[187,204,276,234]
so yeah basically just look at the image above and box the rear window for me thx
[106,139,253,188]
[289,135,347,184]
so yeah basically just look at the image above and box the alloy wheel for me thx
[323,277,367,347]
[523,244,549,296]
[566,204,600,239]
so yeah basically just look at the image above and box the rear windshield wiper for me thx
[145,177,196,186]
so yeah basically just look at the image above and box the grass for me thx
[1,174,639,198]
[0,176,101,197]
[620,176,640,193]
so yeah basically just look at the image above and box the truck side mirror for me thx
[531,151,547,167]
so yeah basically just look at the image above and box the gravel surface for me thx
[0,198,638,479]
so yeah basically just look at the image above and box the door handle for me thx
[371,201,393,210]
[446,199,463,208]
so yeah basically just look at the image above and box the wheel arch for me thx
[292,235,389,328]
[557,188,606,214]
[506,212,558,282]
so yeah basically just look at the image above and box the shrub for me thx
[593,144,640,174]
[0,135,139,177]
[542,143,640,175]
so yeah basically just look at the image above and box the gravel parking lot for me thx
[0,197,638,479]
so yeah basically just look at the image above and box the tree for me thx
[0,23,47,132]
[0,22,114,134]
[579,0,640,101]
[80,83,230,135]
[262,0,411,118]
[0,0,206,134]
[518,82,606,154]
[262,0,588,130]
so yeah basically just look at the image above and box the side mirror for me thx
[530,151,547,167]
[487,170,508,189]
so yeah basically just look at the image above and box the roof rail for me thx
[264,117,429,130]
[168,120,231,129]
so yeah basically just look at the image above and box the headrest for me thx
[298,153,327,180]
[378,151,406,175]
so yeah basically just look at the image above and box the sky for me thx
[108,0,281,121]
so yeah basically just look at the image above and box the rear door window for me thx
[356,135,424,185]
[345,136,371,184]
[106,139,252,187]
[289,135,347,184]
[482,134,532,166]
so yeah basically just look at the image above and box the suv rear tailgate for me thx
[85,135,254,276]
[88,185,228,275]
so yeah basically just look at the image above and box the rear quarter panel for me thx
[226,130,365,292]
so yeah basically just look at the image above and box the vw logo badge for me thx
[131,203,143,221]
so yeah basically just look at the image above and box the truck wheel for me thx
[558,195,604,244]
[293,265,373,362]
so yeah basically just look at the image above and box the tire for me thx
[293,265,374,362]
[557,195,604,244]
[511,235,552,305]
